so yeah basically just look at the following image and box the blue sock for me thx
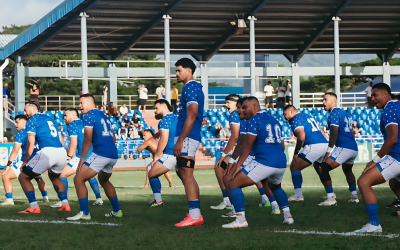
[188,200,201,218]
[325,186,334,194]
[60,177,68,198]
[291,171,303,189]
[41,191,48,198]
[5,193,12,199]
[349,184,357,192]
[88,178,102,199]
[365,203,380,226]
[79,198,90,215]
[230,188,245,213]
[58,191,67,201]
[222,189,228,198]
[110,196,120,213]
[272,187,289,210]
[25,191,37,203]
[149,177,161,194]
[269,196,276,203]
[258,187,266,196]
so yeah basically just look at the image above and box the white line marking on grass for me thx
[0,219,121,226]
[113,185,390,189]
[273,229,398,238]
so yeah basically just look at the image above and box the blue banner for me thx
[0,143,21,169]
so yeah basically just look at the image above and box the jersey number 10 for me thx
[265,124,281,143]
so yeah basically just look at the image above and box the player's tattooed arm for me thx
[324,126,338,161]
[153,130,169,164]
[24,135,36,165]
[80,128,93,162]
[68,137,78,160]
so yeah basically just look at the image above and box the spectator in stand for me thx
[214,122,222,137]
[264,81,275,109]
[3,83,11,112]
[352,120,362,137]
[138,84,148,111]
[276,81,286,109]
[131,113,142,130]
[122,113,130,125]
[156,84,165,100]
[171,83,179,112]
[361,82,373,108]
[99,106,106,114]
[118,123,128,140]
[30,84,39,103]
[119,103,128,115]
[202,115,208,126]
[108,102,120,117]
[285,79,292,105]
[219,129,227,139]
[223,120,231,138]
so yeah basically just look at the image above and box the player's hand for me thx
[151,155,161,166]
[230,163,241,180]
[323,152,330,162]
[173,139,183,157]
[363,161,377,174]
[224,162,233,175]
[76,160,84,173]
[215,156,224,169]
[20,161,27,171]
[291,154,299,167]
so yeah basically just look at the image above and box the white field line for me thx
[0,218,121,226]
[273,229,398,238]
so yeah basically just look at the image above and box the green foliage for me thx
[1,24,30,34]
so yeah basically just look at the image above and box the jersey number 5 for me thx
[47,121,58,137]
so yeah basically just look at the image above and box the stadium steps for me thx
[141,111,160,132]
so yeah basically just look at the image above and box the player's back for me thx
[380,100,400,159]
[328,108,358,151]
[176,80,204,141]
[68,119,93,159]
[27,113,63,149]
[247,112,286,168]
[158,113,178,155]
[83,109,118,159]
[291,113,327,146]
[241,119,255,156]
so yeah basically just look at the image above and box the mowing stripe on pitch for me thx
[0,218,121,226]
[273,229,398,238]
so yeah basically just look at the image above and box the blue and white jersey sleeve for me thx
[158,117,170,131]
[290,114,303,134]
[240,120,247,134]
[381,102,399,129]
[83,112,94,128]
[67,122,78,137]
[328,109,340,128]
[246,117,258,136]
[229,111,240,126]
[14,130,24,144]
[182,84,201,107]
[26,119,36,134]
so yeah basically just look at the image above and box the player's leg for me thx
[143,164,151,189]
[163,171,174,188]
[2,166,17,205]
[266,178,294,224]
[88,177,103,205]
[48,169,70,211]
[147,154,175,207]
[389,178,400,216]
[212,156,232,210]
[18,167,42,213]
[342,163,359,203]
[49,164,76,208]
[98,169,122,218]
[317,157,340,206]
[34,177,49,202]
[256,182,270,207]
[289,156,311,201]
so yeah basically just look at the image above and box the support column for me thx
[383,61,391,86]
[80,12,89,94]
[108,63,118,106]
[248,16,257,96]
[292,63,300,108]
[201,64,209,110]
[333,16,341,107]
[0,59,10,140]
[163,15,172,104]
[14,56,25,112]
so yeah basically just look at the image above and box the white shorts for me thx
[242,160,286,184]
[329,147,358,165]
[300,143,328,164]
[174,137,200,158]
[158,154,177,170]
[242,155,255,168]
[12,162,41,179]
[377,155,400,182]
[67,157,80,170]
[27,147,67,175]
[84,153,117,174]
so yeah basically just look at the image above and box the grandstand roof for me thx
[2,0,400,62]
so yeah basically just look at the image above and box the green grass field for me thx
[0,164,399,249]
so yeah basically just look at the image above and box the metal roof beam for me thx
[383,35,400,62]
[294,0,353,63]
[203,0,271,62]
[19,0,101,59]
[111,0,184,59]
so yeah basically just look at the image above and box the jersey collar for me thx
[384,100,397,109]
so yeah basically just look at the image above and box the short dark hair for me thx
[225,94,240,102]
[66,108,79,117]
[175,58,196,74]
[237,97,247,106]
[370,82,373,85]
[283,105,296,111]
[80,93,96,103]
[172,83,176,86]
[26,101,40,111]
[395,94,400,101]
[154,99,173,112]
[324,92,337,99]
[244,96,259,103]
[15,114,28,121]
[267,81,271,84]
[372,82,391,95]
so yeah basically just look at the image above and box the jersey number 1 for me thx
[307,118,319,132]
[101,118,112,137]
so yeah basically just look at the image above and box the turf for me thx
[0,164,399,249]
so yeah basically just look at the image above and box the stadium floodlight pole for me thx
[163,15,172,103]
[0,58,10,141]
[80,12,89,94]
[248,16,257,97]
[333,16,341,107]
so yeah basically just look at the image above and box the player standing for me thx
[283,105,328,201]
[222,97,293,228]
[19,102,68,214]
[50,108,103,208]
[147,99,178,207]
[211,94,240,210]
[173,58,204,227]
[67,94,122,220]
[2,115,49,205]
[317,93,359,206]
[354,83,400,233]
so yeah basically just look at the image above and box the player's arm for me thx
[24,135,36,164]
[293,127,305,157]
[137,141,149,153]
[323,125,338,161]
[230,134,256,179]
[224,133,246,175]
[80,128,93,162]
[174,103,198,157]
[216,124,239,168]
[153,130,169,163]
[281,139,285,151]
[6,143,21,167]
[67,136,78,160]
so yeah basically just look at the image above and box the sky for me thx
[1,0,397,66]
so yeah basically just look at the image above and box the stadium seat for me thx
[217,109,224,116]
[346,107,354,115]
[364,108,371,115]
[10,111,15,120]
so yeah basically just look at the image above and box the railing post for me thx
[59,96,61,111]
[45,96,47,111]
[129,96,131,111]
[73,96,75,108]
[214,95,216,110]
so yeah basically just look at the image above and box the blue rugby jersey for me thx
[14,128,39,161]
[327,108,358,151]
[380,100,400,161]
[67,119,93,160]
[158,113,178,155]
[26,113,63,149]
[290,113,328,146]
